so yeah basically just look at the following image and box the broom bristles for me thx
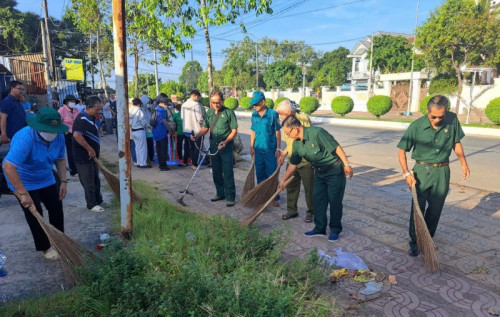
[411,185,440,272]
[94,158,142,202]
[240,163,282,208]
[240,158,255,200]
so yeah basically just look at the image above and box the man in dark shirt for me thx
[0,81,27,144]
[72,95,104,212]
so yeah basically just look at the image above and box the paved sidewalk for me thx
[99,133,500,317]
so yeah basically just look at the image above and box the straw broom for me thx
[240,157,255,200]
[93,158,142,203]
[240,163,283,208]
[14,192,97,284]
[241,176,295,227]
[411,184,440,272]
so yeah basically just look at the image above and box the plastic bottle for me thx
[0,250,7,277]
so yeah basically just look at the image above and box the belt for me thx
[315,160,341,173]
[416,161,449,167]
[132,128,144,132]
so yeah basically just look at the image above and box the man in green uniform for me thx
[192,91,238,207]
[276,99,314,222]
[397,95,470,256]
[278,116,353,242]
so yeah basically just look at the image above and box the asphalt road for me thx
[236,117,500,193]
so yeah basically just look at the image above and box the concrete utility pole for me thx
[368,33,374,94]
[153,48,159,96]
[255,42,259,90]
[190,38,195,90]
[42,0,54,79]
[112,0,133,239]
[41,21,52,107]
[407,0,420,116]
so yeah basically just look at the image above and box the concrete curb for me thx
[235,111,500,137]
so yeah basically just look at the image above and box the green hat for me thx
[27,107,69,134]
[250,91,265,105]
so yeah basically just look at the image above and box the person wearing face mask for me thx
[58,95,80,176]
[2,108,69,261]
[72,96,105,212]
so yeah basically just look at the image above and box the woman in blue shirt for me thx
[2,108,69,261]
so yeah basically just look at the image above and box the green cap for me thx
[27,107,69,134]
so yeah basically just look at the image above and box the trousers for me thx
[211,141,235,201]
[286,162,314,217]
[313,166,346,234]
[156,137,170,169]
[132,129,147,166]
[64,133,77,175]
[75,161,103,209]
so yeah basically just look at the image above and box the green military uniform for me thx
[397,111,465,247]
[289,126,346,234]
[203,106,238,201]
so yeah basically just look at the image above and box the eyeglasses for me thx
[14,87,25,91]
[429,115,444,120]
[284,127,296,137]
[211,101,221,105]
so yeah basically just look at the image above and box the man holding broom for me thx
[2,108,68,260]
[278,116,353,242]
[397,95,470,257]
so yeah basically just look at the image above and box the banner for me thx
[64,58,84,81]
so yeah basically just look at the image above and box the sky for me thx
[14,0,440,88]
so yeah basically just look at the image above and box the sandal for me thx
[304,216,313,223]
[282,214,298,220]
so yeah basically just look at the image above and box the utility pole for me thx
[368,33,374,94]
[190,38,195,90]
[255,42,259,90]
[41,21,52,107]
[112,0,133,239]
[407,0,420,116]
[153,49,160,96]
[42,0,54,80]
[89,33,95,90]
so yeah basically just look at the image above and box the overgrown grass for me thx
[2,182,340,316]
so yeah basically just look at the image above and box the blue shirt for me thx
[2,126,65,191]
[251,108,281,151]
[152,105,168,141]
[0,95,27,138]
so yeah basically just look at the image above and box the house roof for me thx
[6,53,44,64]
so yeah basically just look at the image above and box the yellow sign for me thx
[64,58,84,81]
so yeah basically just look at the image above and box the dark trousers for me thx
[188,137,202,166]
[176,135,190,163]
[146,136,154,162]
[211,142,235,201]
[130,140,137,163]
[105,118,113,134]
[64,133,77,175]
[75,161,103,209]
[17,184,64,251]
[313,167,346,234]
[156,137,170,169]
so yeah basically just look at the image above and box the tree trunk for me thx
[134,40,139,98]
[453,65,463,114]
[96,29,109,99]
[201,0,213,92]
[89,33,94,90]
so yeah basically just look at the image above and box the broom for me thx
[14,191,97,284]
[241,176,295,227]
[240,162,283,208]
[93,158,142,203]
[410,182,439,272]
[240,157,255,200]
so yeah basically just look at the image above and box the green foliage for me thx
[200,97,210,108]
[368,35,424,74]
[263,61,301,89]
[156,80,185,100]
[485,98,500,124]
[310,47,351,89]
[428,73,458,95]
[419,95,451,114]
[331,96,354,116]
[128,73,158,97]
[275,97,289,108]
[224,97,239,110]
[240,96,253,110]
[299,97,320,115]
[367,95,393,118]
[179,61,203,89]
[265,98,274,109]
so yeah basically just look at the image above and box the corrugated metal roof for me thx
[8,53,44,64]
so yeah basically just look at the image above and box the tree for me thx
[367,35,424,74]
[0,1,43,54]
[221,36,257,91]
[128,73,158,97]
[416,0,500,112]
[179,61,203,90]
[263,61,301,89]
[310,47,350,89]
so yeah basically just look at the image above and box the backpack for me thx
[150,108,159,127]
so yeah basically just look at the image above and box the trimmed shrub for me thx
[420,95,451,114]
[224,97,239,110]
[367,95,392,119]
[200,97,210,108]
[265,98,274,109]
[428,73,458,96]
[331,96,354,116]
[275,97,289,108]
[485,98,500,124]
[240,96,253,110]
[299,97,320,115]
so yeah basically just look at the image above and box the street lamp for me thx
[246,33,259,90]
[296,62,311,98]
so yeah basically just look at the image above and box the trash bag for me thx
[318,248,368,270]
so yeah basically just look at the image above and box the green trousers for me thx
[286,162,314,217]
[313,166,346,234]
[210,141,235,201]
[409,164,450,247]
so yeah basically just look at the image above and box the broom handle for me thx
[240,176,295,227]
[13,191,60,236]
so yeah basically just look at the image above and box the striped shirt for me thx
[72,111,100,164]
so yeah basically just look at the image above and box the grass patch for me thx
[2,182,340,316]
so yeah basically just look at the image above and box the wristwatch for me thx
[403,172,411,178]
[345,162,352,167]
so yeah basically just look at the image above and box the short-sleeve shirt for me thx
[172,112,184,135]
[2,126,65,191]
[72,111,100,164]
[0,95,27,138]
[203,107,238,146]
[284,112,311,163]
[152,105,168,141]
[397,112,465,163]
[58,105,80,133]
[290,126,340,170]
[251,108,281,151]
[102,103,113,119]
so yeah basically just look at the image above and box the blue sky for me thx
[15,0,440,86]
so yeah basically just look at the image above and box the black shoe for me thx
[408,245,419,257]
[210,196,225,202]
[160,166,170,171]
[226,201,235,207]
[138,165,153,168]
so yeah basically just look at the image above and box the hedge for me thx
[420,95,451,114]
[240,97,253,110]
[275,97,289,108]
[331,96,354,116]
[428,74,458,96]
[224,97,239,110]
[367,95,392,118]
[485,98,500,124]
[265,98,274,109]
[299,97,320,115]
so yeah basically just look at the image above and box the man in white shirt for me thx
[102,98,115,135]
[181,90,205,169]
[130,98,151,168]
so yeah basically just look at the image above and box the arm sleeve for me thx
[0,100,13,115]
[228,110,238,130]
[203,111,210,129]
[57,134,66,159]
[289,142,301,165]
[4,132,32,167]
[397,124,415,151]
[454,118,465,143]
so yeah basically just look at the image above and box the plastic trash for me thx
[185,232,196,242]
[360,281,383,295]
[100,233,111,242]
[0,250,7,277]
[318,248,368,270]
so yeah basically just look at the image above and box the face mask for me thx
[39,131,58,142]
[68,102,76,108]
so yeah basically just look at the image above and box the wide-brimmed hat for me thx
[27,107,69,134]
[250,91,265,105]
[63,94,77,104]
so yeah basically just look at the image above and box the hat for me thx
[27,107,69,134]
[65,94,76,101]
[250,91,265,106]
